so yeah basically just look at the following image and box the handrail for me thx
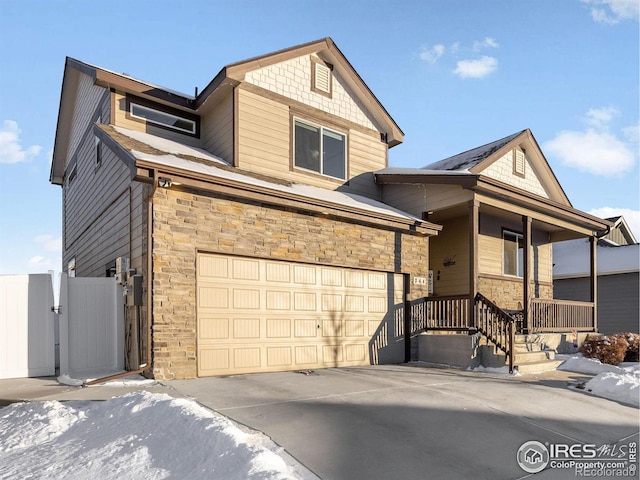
[411,295,473,333]
[474,293,515,373]
[530,298,595,333]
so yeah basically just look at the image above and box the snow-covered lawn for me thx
[0,390,306,480]
[557,354,639,407]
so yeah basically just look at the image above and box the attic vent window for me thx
[311,58,332,98]
[514,150,526,177]
[130,103,196,134]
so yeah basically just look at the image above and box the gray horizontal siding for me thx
[554,272,639,334]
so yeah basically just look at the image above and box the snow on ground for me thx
[0,391,307,480]
[557,354,639,407]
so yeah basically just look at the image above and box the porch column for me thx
[590,235,598,332]
[522,216,532,333]
[469,200,479,328]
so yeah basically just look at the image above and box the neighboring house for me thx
[50,38,441,379]
[554,217,639,335]
[376,129,611,335]
[50,38,613,379]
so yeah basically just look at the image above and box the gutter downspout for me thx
[84,171,157,387]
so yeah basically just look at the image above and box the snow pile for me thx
[558,354,639,407]
[0,391,304,480]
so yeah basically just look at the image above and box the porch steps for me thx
[480,335,564,374]
[512,335,563,374]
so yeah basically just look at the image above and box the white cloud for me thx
[420,44,446,64]
[26,255,60,273]
[453,56,498,78]
[0,120,42,164]
[584,106,619,129]
[623,123,639,143]
[544,129,634,175]
[588,207,640,240]
[582,0,639,24]
[34,234,62,253]
[473,37,500,51]
[544,107,637,176]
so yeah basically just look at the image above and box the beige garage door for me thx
[196,253,405,376]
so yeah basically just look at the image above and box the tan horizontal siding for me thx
[201,92,233,163]
[237,89,290,174]
[430,216,469,296]
[381,184,425,217]
[426,185,472,212]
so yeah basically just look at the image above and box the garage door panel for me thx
[294,319,318,337]
[232,258,260,280]
[368,272,387,289]
[199,255,228,278]
[294,292,316,311]
[199,286,229,309]
[266,291,291,310]
[267,347,292,366]
[234,348,261,368]
[197,252,405,376]
[293,265,316,284]
[322,268,342,286]
[199,317,230,339]
[267,318,291,338]
[323,345,343,363]
[233,318,261,338]
[345,344,366,362]
[233,289,261,309]
[266,262,290,283]
[345,320,364,337]
[295,345,318,364]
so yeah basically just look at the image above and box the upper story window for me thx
[503,230,524,277]
[294,118,346,180]
[311,57,332,98]
[126,94,200,137]
[130,103,196,134]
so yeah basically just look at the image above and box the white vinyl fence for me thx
[0,273,124,380]
[0,274,55,379]
[58,274,124,376]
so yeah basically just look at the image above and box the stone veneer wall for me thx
[478,275,553,310]
[151,188,430,379]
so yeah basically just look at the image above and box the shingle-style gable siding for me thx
[244,54,378,132]
[481,150,549,198]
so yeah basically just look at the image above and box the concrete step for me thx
[513,342,546,353]
[515,359,565,374]
[514,350,556,364]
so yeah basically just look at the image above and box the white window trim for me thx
[293,117,347,180]
[503,230,524,278]
[129,102,196,134]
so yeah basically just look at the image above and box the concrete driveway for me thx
[169,365,639,480]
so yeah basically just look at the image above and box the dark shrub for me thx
[580,333,638,365]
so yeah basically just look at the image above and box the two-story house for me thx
[50,38,441,379]
[51,38,611,379]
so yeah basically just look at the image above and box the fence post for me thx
[404,274,411,363]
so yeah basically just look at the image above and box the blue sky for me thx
[0,0,638,274]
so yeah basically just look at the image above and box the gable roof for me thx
[379,129,572,206]
[197,37,403,146]
[604,216,638,245]
[423,130,525,172]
